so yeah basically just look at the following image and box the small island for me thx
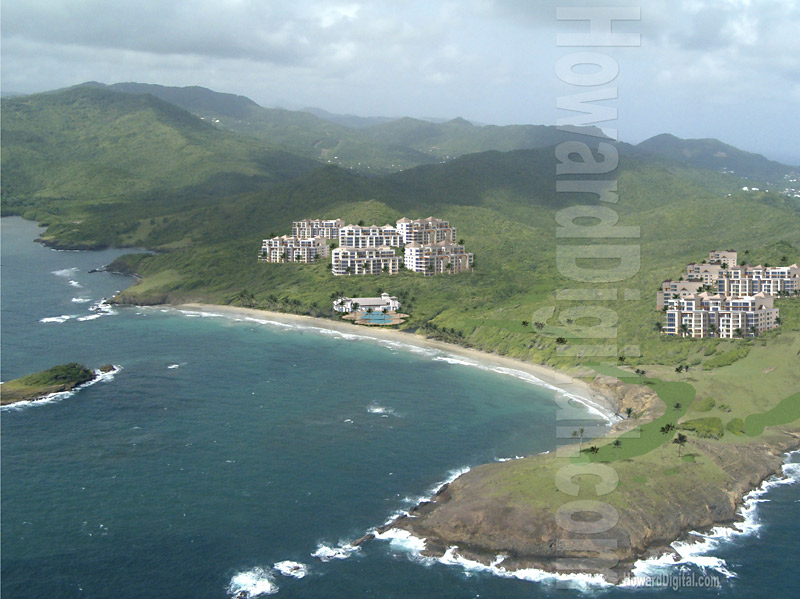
[1,363,114,405]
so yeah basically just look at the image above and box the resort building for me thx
[717,264,800,297]
[396,217,457,245]
[685,262,723,286]
[331,247,403,275]
[333,293,401,314]
[339,224,403,249]
[292,218,344,240]
[404,241,474,276]
[707,250,738,267]
[260,236,329,263]
[657,280,707,310]
[664,292,778,338]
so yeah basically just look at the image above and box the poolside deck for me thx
[343,310,408,326]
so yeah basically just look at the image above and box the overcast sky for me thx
[3,0,799,164]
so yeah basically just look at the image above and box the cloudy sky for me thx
[3,0,799,164]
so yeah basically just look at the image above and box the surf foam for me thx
[273,561,308,579]
[628,450,800,584]
[227,567,278,597]
[311,542,360,562]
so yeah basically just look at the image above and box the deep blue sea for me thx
[2,216,798,598]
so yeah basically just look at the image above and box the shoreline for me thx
[173,302,618,422]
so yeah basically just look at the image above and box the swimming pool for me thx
[358,311,394,324]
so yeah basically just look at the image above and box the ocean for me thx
[2,216,798,598]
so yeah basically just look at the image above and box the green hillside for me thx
[1,86,321,247]
[4,84,800,376]
[636,133,794,183]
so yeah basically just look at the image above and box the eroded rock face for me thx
[387,430,800,582]
[589,375,663,421]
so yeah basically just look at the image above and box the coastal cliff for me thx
[383,428,800,582]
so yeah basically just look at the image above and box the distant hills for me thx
[15,81,793,184]
[2,82,799,367]
[636,133,793,182]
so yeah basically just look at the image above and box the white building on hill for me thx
[260,236,329,263]
[292,219,343,240]
[339,225,403,248]
[331,246,403,275]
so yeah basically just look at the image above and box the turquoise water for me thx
[358,311,394,324]
[2,216,798,598]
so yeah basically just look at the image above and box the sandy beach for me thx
[175,303,618,421]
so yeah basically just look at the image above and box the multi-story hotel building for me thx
[707,250,738,267]
[396,217,457,245]
[338,225,403,249]
[657,279,707,310]
[664,292,778,338]
[292,219,344,240]
[260,236,329,263]
[404,241,474,276]
[685,262,723,286]
[717,264,800,297]
[331,247,403,275]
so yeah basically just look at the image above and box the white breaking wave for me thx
[227,567,278,597]
[72,297,92,303]
[167,364,181,370]
[1,365,122,412]
[273,561,308,579]
[68,280,83,288]
[40,314,75,324]
[311,542,360,562]
[367,403,397,417]
[52,267,79,277]
[627,451,800,584]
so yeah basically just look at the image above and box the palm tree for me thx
[673,433,688,457]
[654,322,664,333]
[734,327,743,338]
[749,325,758,337]
[556,337,567,345]
[675,365,684,374]
[709,323,718,337]
[679,323,689,337]
[572,427,585,453]
[588,446,600,462]
[674,402,682,412]
[625,407,633,419]
[613,439,622,460]
[660,423,675,437]
[618,356,626,364]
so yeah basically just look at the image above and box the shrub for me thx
[726,418,745,435]
[693,397,716,412]
[678,417,724,439]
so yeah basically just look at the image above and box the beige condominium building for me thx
[331,246,403,275]
[260,236,329,263]
[664,292,778,338]
[396,217,457,245]
[292,218,344,240]
[657,279,707,310]
[338,224,403,248]
[707,250,738,267]
[404,241,474,276]
[718,264,800,297]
